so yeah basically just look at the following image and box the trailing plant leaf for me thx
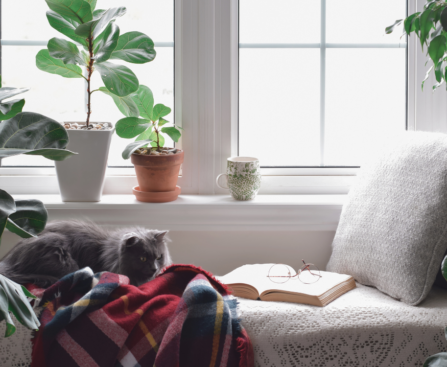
[95,62,139,97]
[116,117,151,138]
[45,0,93,25]
[0,87,29,102]
[424,352,447,366]
[36,49,84,79]
[405,13,421,34]
[47,37,85,65]
[150,130,165,148]
[0,112,77,161]
[435,60,445,82]
[75,6,126,39]
[422,65,434,90]
[429,35,447,66]
[0,99,25,121]
[46,10,87,46]
[441,7,447,33]
[135,128,152,141]
[99,87,139,117]
[420,6,437,48]
[122,139,153,159]
[152,104,171,122]
[130,85,154,120]
[110,32,156,64]
[0,190,16,240]
[161,126,181,143]
[94,23,120,63]
[385,19,403,34]
[0,275,40,337]
[6,199,48,238]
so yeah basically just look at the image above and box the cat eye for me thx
[156,254,163,260]
[140,256,147,262]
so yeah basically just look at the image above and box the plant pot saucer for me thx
[132,185,181,203]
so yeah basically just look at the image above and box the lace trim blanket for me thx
[30,265,253,367]
[238,283,447,367]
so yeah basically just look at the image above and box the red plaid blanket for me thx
[31,265,253,367]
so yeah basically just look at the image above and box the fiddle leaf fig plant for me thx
[113,85,182,158]
[0,82,75,336]
[386,0,447,91]
[36,0,156,126]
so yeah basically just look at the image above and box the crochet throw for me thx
[31,265,253,367]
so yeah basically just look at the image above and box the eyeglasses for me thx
[267,260,322,284]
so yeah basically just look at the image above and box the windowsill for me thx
[13,194,346,231]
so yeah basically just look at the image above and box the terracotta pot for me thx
[131,150,184,194]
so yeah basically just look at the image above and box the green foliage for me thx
[387,1,447,91]
[114,85,181,155]
[0,86,28,121]
[37,0,156,125]
[121,139,153,160]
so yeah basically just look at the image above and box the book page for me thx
[219,264,353,297]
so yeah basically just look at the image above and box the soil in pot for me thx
[131,148,184,203]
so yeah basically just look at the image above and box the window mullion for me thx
[320,0,326,167]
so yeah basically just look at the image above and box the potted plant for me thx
[0,82,75,336]
[112,85,183,203]
[36,0,156,201]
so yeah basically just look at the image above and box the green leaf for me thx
[424,352,447,367]
[86,0,97,11]
[95,62,139,97]
[422,65,434,90]
[116,117,151,138]
[110,32,156,64]
[45,0,92,24]
[36,49,84,79]
[0,286,16,337]
[405,13,421,35]
[429,35,447,66]
[152,104,171,122]
[158,117,169,127]
[122,139,153,160]
[385,19,403,34]
[74,7,126,39]
[0,99,25,121]
[161,126,181,143]
[0,275,40,334]
[0,189,16,240]
[0,87,29,102]
[94,23,120,63]
[135,128,152,141]
[99,87,139,117]
[48,38,84,65]
[130,85,154,120]
[6,199,48,238]
[0,148,77,161]
[0,112,76,161]
[46,10,87,46]
[150,131,165,148]
[420,7,437,48]
[435,60,445,82]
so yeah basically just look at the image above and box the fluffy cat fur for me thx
[0,221,172,287]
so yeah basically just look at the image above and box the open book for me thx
[219,264,356,307]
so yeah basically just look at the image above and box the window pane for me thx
[239,49,320,166]
[1,0,174,168]
[326,0,406,44]
[240,0,320,44]
[324,48,406,166]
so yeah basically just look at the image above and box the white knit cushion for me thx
[327,131,447,305]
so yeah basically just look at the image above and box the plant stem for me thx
[153,121,161,151]
[86,36,95,126]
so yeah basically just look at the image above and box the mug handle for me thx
[216,173,229,189]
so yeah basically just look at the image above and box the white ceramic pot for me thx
[55,126,113,202]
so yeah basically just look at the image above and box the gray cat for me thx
[0,221,172,287]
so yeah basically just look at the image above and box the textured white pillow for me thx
[327,132,447,306]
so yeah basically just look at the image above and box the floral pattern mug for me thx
[216,157,262,200]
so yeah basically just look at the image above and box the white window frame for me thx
[0,0,442,196]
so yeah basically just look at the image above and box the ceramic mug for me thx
[216,157,262,200]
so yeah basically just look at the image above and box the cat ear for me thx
[154,231,168,241]
[123,232,139,247]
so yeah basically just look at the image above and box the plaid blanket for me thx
[31,265,253,367]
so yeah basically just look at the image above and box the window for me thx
[1,0,174,167]
[239,0,407,167]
